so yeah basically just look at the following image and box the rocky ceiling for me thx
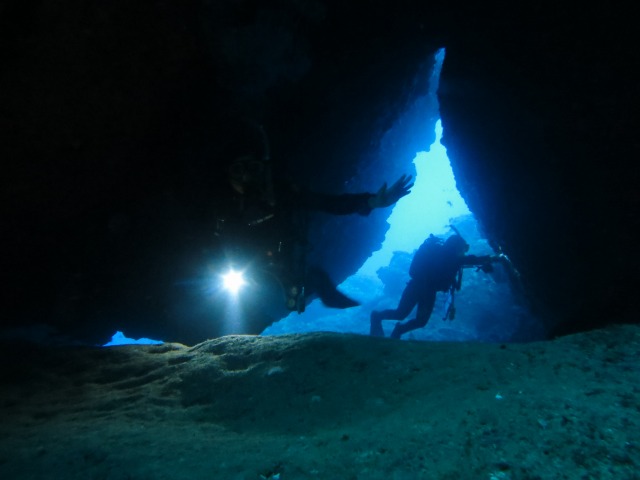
[1,1,637,345]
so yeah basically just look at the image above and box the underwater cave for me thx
[1,0,637,346]
[1,1,639,478]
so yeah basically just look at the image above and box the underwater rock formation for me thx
[1,1,637,344]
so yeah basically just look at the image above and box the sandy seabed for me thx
[1,324,639,479]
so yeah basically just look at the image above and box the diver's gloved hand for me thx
[490,254,507,263]
[368,174,414,209]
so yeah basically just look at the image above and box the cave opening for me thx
[264,48,542,343]
[105,47,542,347]
[265,117,540,342]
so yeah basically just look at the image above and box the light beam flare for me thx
[222,269,246,295]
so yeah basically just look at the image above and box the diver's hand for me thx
[368,174,414,209]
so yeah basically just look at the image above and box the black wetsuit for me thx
[215,180,374,313]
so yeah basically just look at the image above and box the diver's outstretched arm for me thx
[368,174,414,209]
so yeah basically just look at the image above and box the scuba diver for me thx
[213,120,413,334]
[369,229,500,339]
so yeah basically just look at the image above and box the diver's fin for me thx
[306,266,360,309]
[318,289,360,309]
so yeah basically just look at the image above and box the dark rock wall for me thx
[1,0,637,344]
[437,3,639,335]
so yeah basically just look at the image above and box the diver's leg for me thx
[390,288,436,339]
[370,281,418,336]
[369,310,384,336]
[375,281,419,320]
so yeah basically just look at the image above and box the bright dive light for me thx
[222,269,246,294]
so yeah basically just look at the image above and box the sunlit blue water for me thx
[104,331,163,346]
[357,120,470,278]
